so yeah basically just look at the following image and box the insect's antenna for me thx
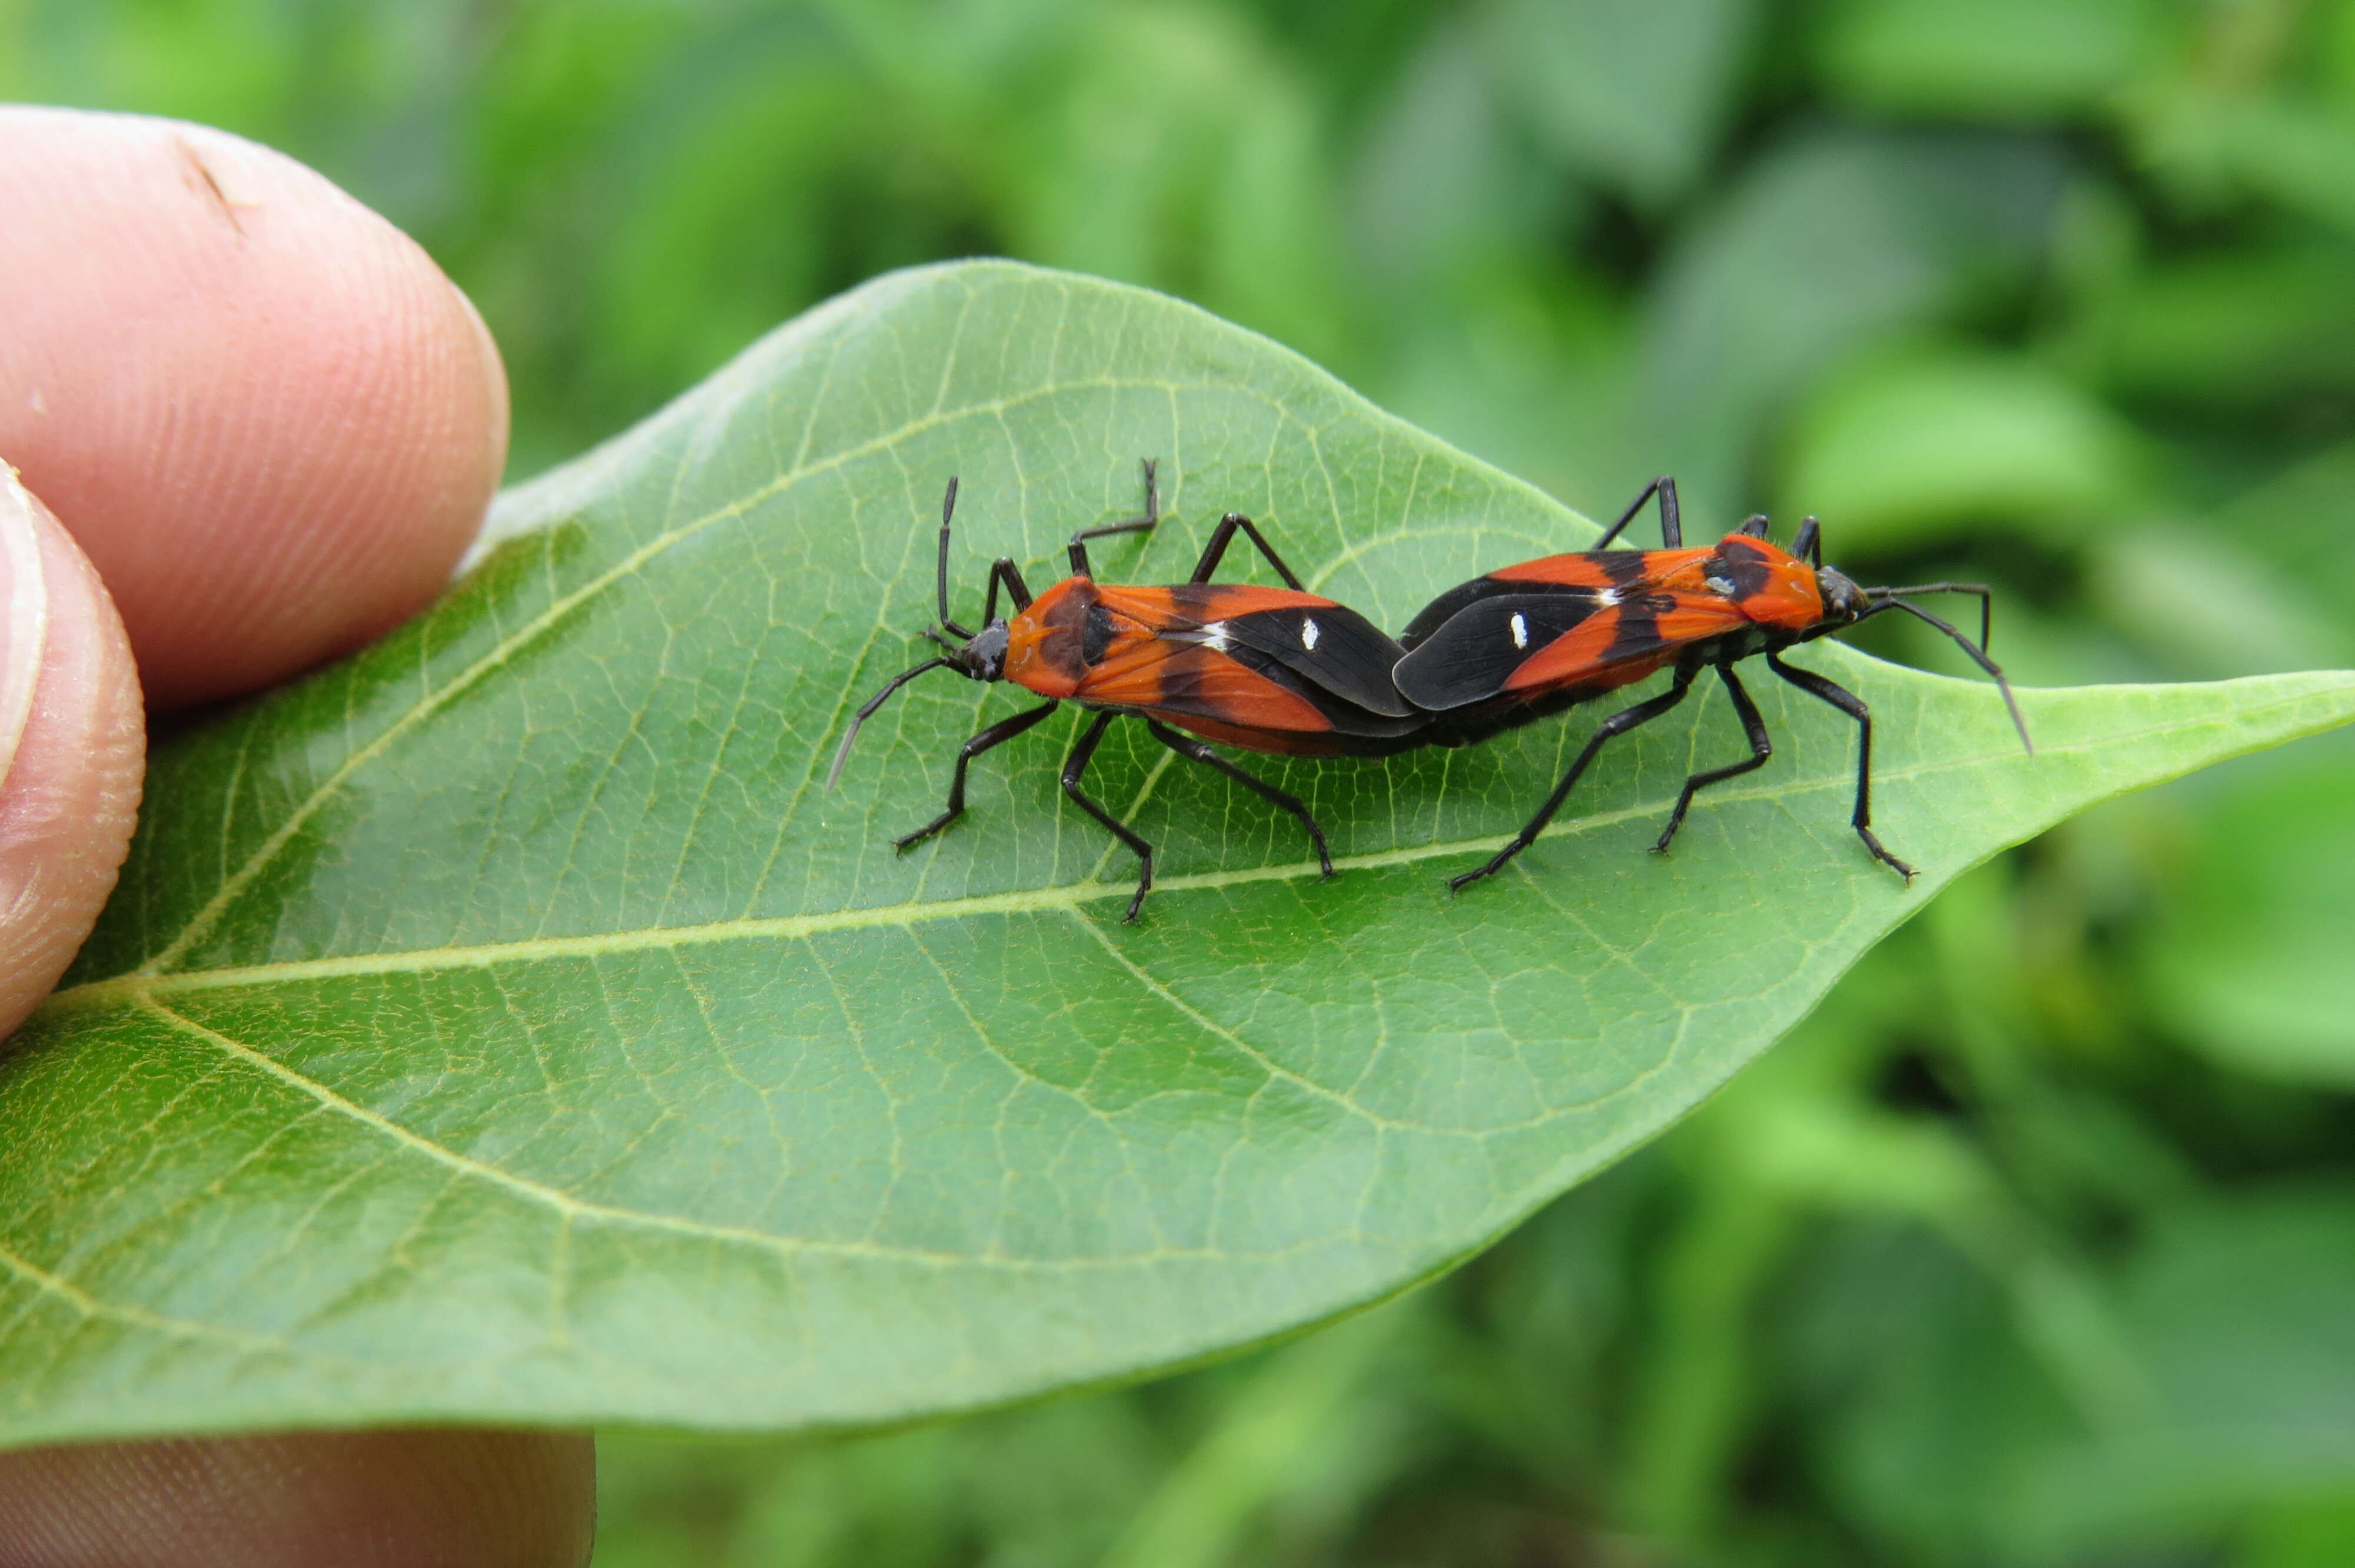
[936,478,974,640]
[826,657,956,790]
[1865,594,2033,755]
[1878,582,1993,653]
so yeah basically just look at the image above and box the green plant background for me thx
[11,1,2355,1563]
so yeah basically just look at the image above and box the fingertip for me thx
[0,469,142,1038]
[0,1427,595,1567]
[0,107,510,707]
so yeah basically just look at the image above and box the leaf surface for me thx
[4,261,2350,1446]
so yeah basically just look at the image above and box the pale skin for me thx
[0,107,592,1567]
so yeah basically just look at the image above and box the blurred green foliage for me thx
[11,0,2355,1562]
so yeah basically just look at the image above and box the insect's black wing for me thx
[1217,603,1419,718]
[1401,574,1516,649]
[1392,590,1612,710]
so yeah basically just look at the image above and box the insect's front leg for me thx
[1765,653,1913,881]
[983,558,1033,620]
[893,700,1060,851]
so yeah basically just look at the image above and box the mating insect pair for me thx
[828,464,2031,919]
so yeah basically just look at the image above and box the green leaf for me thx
[2093,246,2355,411]
[1000,6,1346,366]
[1481,0,1761,207]
[1814,0,2158,121]
[1777,345,2144,551]
[2140,753,2355,1088]
[3,260,2349,1448]
[1640,128,2065,518]
[1800,1184,2355,1562]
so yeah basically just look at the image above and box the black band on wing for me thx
[1401,559,1638,648]
[1198,641,1432,740]
[1401,574,1514,650]
[1216,603,1418,717]
[1393,591,1610,710]
[1605,593,1684,666]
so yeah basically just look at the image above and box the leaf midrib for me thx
[52,727,2108,1014]
[0,647,2316,1369]
[137,371,1293,980]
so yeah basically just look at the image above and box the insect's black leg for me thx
[1067,459,1161,576]
[1061,711,1157,922]
[1187,512,1307,589]
[983,557,1033,620]
[1792,515,1821,562]
[1451,667,1700,893]
[1653,662,1772,854]
[1594,475,1681,549]
[1766,653,1914,881]
[893,700,1060,851]
[1146,720,1334,878]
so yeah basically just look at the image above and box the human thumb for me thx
[0,466,142,1036]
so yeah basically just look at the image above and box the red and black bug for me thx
[1395,476,2032,891]
[828,463,1427,920]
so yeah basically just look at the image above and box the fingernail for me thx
[0,466,55,799]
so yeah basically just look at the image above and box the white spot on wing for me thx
[1596,588,1621,606]
[1510,612,1530,650]
[1301,616,1321,652]
[1202,620,1231,653]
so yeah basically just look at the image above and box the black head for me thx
[1762,512,2031,756]
[953,620,1010,680]
[1815,564,1872,626]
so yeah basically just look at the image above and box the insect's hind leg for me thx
[1765,653,1914,881]
[1653,662,1773,855]
[1451,667,1700,893]
[1146,721,1335,879]
[1062,711,1158,922]
[1067,459,1161,576]
[893,700,1060,851]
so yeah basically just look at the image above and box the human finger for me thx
[0,1426,595,1567]
[0,106,508,708]
[0,468,142,1035]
